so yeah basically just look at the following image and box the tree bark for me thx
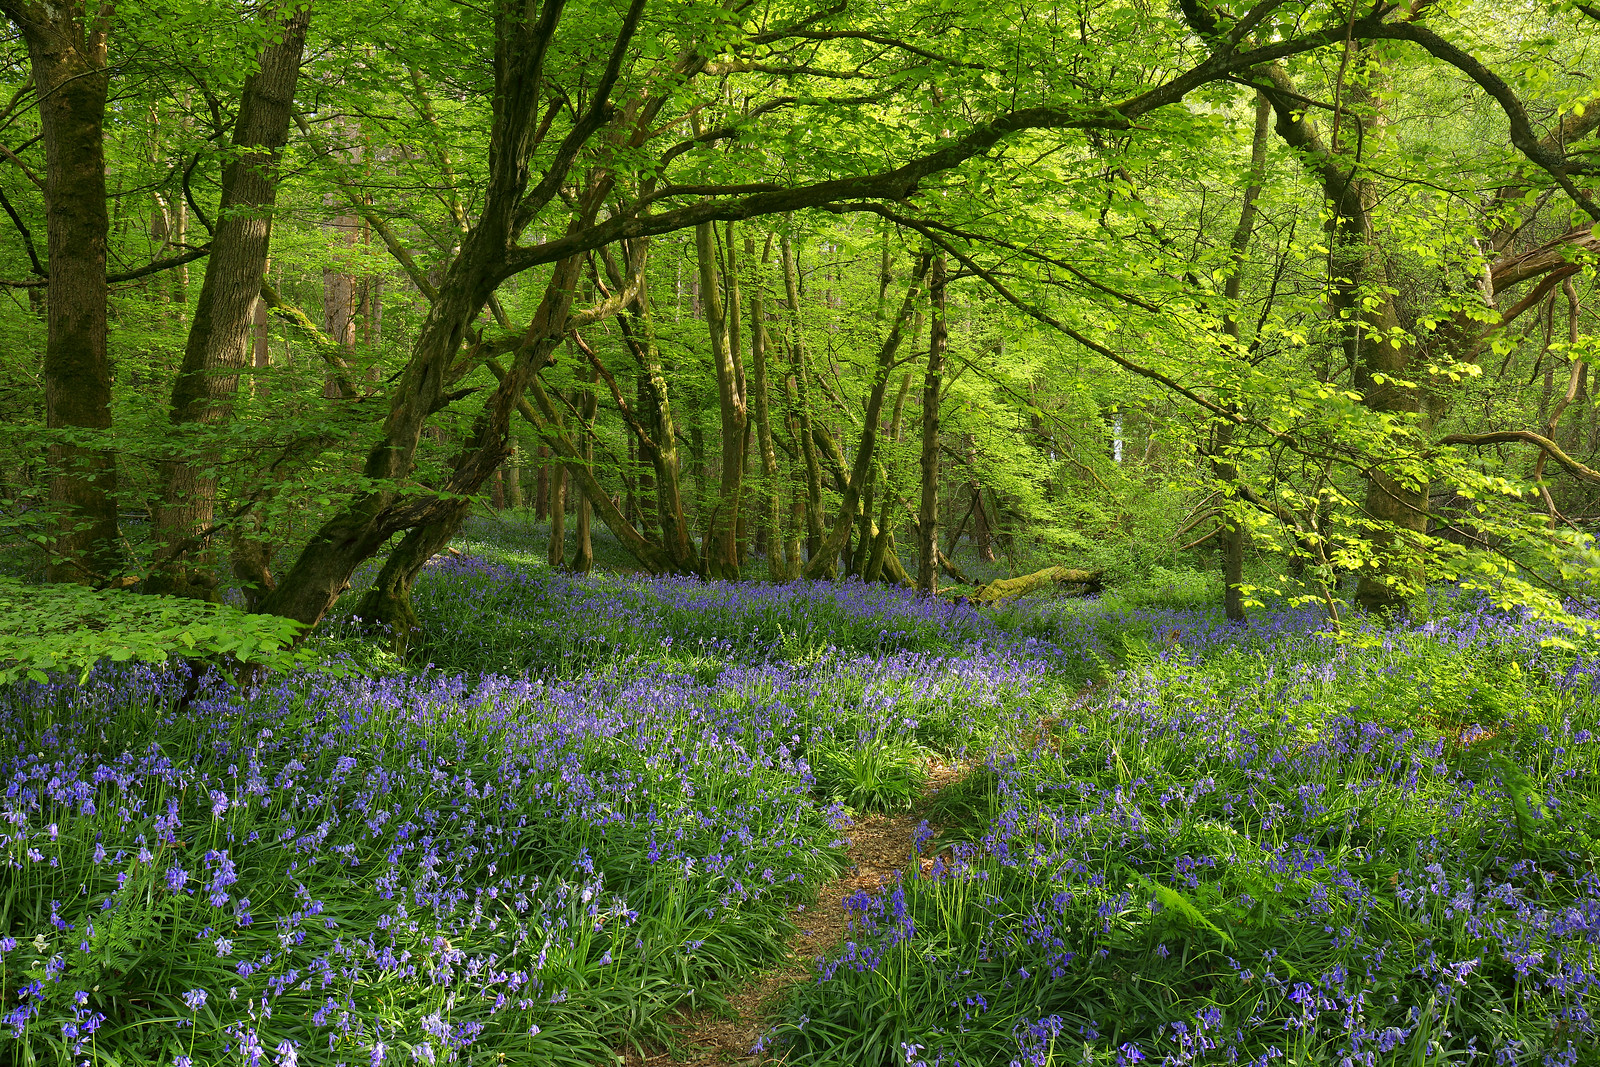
[355,501,467,651]
[147,1,312,599]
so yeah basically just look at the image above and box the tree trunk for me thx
[781,236,826,566]
[1214,91,1270,623]
[250,287,271,397]
[572,364,597,573]
[535,445,550,518]
[614,271,697,572]
[6,4,121,584]
[864,374,914,582]
[696,221,748,578]
[961,433,996,564]
[749,236,784,580]
[321,212,361,398]
[507,444,524,508]
[973,567,1104,604]
[548,399,567,568]
[1263,64,1427,615]
[916,254,948,593]
[147,1,311,599]
[355,500,469,649]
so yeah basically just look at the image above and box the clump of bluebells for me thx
[397,553,1047,678]
[772,599,1600,1066]
[0,558,1056,1066]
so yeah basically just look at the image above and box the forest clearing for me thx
[3,0,1600,1062]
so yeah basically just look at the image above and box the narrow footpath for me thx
[630,759,968,1066]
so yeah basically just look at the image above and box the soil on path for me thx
[623,758,968,1066]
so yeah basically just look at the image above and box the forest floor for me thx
[9,541,1600,1066]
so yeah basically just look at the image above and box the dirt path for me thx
[629,758,968,1066]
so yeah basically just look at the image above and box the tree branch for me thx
[1441,430,1600,485]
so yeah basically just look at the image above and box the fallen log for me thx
[972,566,1104,604]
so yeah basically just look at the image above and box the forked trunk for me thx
[356,500,470,649]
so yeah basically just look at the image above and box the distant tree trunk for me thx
[802,257,930,579]
[250,287,271,396]
[690,423,706,539]
[971,486,995,562]
[631,374,656,529]
[535,445,550,519]
[865,373,913,582]
[146,1,312,599]
[614,273,697,572]
[697,221,748,578]
[4,2,122,584]
[916,254,948,593]
[322,209,360,398]
[749,236,784,581]
[962,433,996,563]
[781,236,825,566]
[492,468,505,509]
[572,365,597,573]
[548,407,567,569]
[507,444,524,508]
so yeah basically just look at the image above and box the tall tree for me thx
[916,253,947,593]
[146,0,312,599]
[1,0,118,584]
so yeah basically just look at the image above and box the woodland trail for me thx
[622,758,970,1066]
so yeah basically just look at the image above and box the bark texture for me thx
[4,2,120,584]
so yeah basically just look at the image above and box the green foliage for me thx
[0,579,304,685]
[810,736,929,814]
